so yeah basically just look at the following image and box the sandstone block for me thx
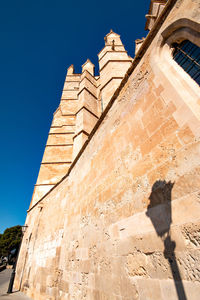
[136,278,162,300]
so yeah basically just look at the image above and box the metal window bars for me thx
[172,40,200,86]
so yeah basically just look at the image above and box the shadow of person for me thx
[146,180,173,238]
[146,180,187,300]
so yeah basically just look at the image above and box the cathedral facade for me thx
[15,0,200,299]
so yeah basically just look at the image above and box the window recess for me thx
[172,40,200,86]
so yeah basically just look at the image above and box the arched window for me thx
[172,40,200,86]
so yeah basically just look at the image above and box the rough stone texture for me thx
[15,0,200,299]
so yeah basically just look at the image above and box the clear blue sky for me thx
[0,0,147,233]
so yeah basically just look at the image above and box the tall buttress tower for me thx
[30,30,132,208]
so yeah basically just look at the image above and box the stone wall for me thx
[30,30,132,208]
[15,0,200,299]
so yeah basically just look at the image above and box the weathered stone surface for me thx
[15,0,200,299]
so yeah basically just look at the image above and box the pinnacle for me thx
[82,59,95,68]
[67,64,74,75]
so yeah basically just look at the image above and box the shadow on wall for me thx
[146,180,187,300]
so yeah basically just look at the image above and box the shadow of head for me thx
[146,180,174,238]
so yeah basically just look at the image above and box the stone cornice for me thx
[48,132,75,135]
[77,86,97,99]
[73,130,90,140]
[80,74,97,88]
[58,113,76,117]
[62,89,79,92]
[34,184,55,186]
[99,50,128,62]
[45,144,73,147]
[61,97,78,101]
[50,125,74,128]
[66,74,81,77]
[99,59,132,73]
[81,69,98,79]
[75,106,99,119]
[100,77,124,91]
[98,44,124,57]
[65,80,80,83]
[41,161,72,165]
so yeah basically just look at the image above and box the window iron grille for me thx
[172,40,200,86]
